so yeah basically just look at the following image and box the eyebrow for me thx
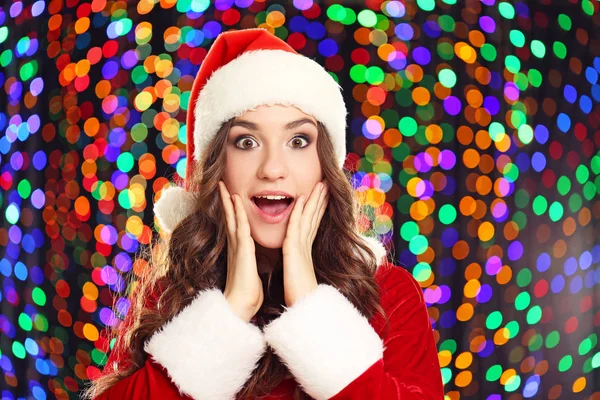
[231,118,317,131]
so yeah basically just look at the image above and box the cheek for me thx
[223,157,252,190]
[308,152,322,179]
[295,152,322,183]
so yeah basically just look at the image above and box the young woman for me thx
[83,28,444,400]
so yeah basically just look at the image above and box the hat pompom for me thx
[153,186,198,234]
[358,234,389,267]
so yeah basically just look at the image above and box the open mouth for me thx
[251,196,294,216]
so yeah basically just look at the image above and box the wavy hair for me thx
[82,115,391,400]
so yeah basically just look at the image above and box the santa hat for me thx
[153,28,388,264]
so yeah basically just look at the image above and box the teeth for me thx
[255,195,289,200]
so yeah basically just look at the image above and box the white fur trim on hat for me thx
[144,288,266,400]
[358,234,388,267]
[153,186,198,234]
[263,284,385,400]
[193,49,348,169]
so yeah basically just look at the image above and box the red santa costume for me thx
[92,28,444,399]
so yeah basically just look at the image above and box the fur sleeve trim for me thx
[145,288,266,400]
[263,284,384,400]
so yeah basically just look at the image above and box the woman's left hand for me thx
[282,180,329,308]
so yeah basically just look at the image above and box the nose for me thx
[256,144,288,180]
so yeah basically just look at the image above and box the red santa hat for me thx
[153,28,348,234]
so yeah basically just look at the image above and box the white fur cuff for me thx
[263,285,384,400]
[144,288,266,400]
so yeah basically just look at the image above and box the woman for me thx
[83,28,444,400]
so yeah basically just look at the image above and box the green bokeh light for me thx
[398,117,418,137]
[438,69,457,88]
[515,292,531,311]
[558,14,572,30]
[32,288,46,306]
[531,40,546,58]
[526,305,542,324]
[509,30,525,47]
[357,9,377,27]
[409,234,429,255]
[400,221,419,241]
[486,311,503,330]
[553,41,567,59]
[438,204,457,225]
[498,2,515,19]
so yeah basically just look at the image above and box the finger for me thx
[318,193,329,225]
[307,182,325,233]
[219,181,237,238]
[302,182,322,220]
[287,194,305,238]
[310,185,327,239]
[233,194,252,240]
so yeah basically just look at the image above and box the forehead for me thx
[232,105,318,127]
[230,117,317,132]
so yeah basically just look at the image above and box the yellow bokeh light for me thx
[155,59,174,78]
[464,279,481,298]
[130,183,147,208]
[425,124,443,144]
[135,21,153,43]
[500,368,517,385]
[82,282,98,301]
[438,350,453,367]
[406,177,422,197]
[410,199,433,221]
[74,17,90,34]
[135,91,154,111]
[266,11,285,28]
[126,215,145,236]
[455,42,477,64]
[455,370,472,387]
[478,221,495,241]
[83,323,99,341]
[98,182,116,200]
[163,93,181,113]
[75,59,91,77]
[455,352,473,369]
[456,303,474,322]
[163,26,181,45]
[138,0,155,14]
[494,327,510,345]
[573,377,586,393]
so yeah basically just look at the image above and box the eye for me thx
[290,134,311,148]
[235,136,258,150]
[234,134,312,150]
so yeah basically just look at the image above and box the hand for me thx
[282,180,329,308]
[218,181,264,323]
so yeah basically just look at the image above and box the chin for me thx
[253,234,284,249]
[251,227,285,249]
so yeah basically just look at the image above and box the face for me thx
[222,104,323,249]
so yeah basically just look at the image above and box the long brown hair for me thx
[82,115,391,399]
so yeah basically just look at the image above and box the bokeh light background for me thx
[1,0,599,398]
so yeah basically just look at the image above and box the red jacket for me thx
[93,260,444,399]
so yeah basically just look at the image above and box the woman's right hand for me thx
[218,180,264,323]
